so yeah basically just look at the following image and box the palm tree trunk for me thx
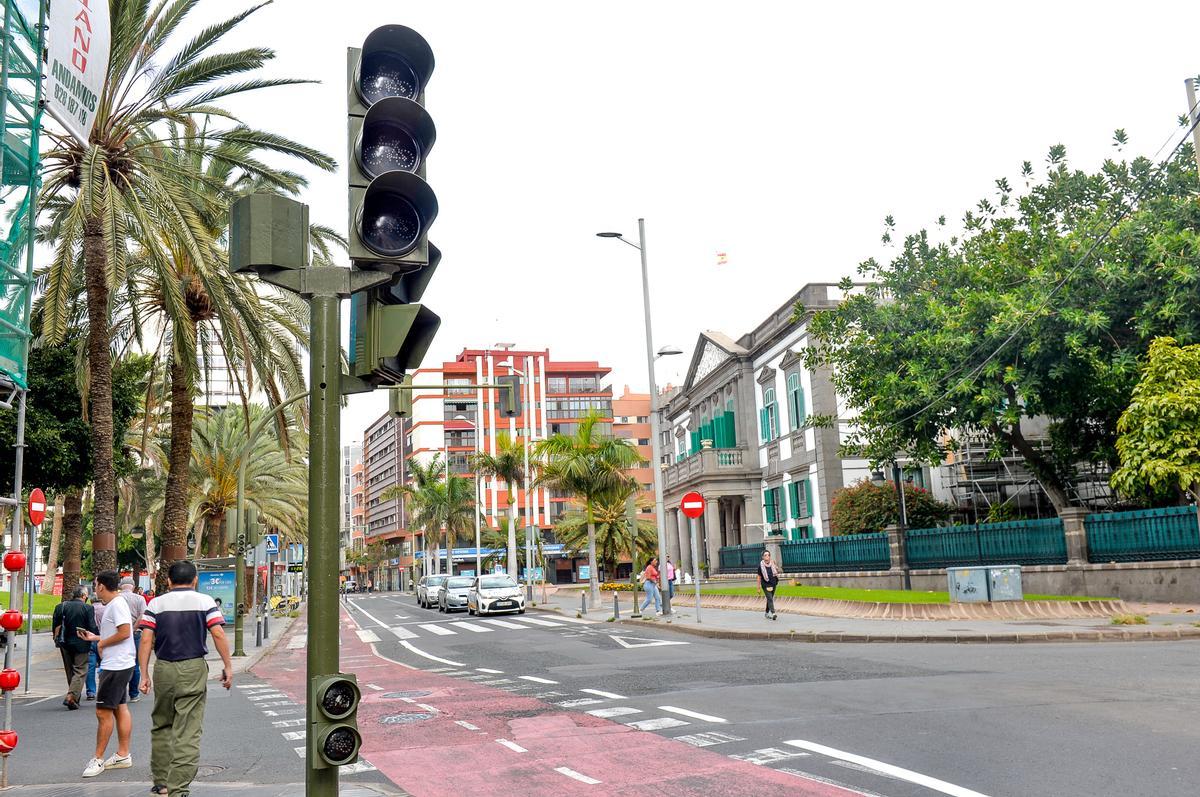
[204,514,222,559]
[41,494,64,595]
[61,492,84,597]
[507,489,518,577]
[159,356,193,577]
[586,500,599,606]
[83,217,118,573]
[144,516,157,587]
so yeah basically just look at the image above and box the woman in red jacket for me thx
[639,557,662,616]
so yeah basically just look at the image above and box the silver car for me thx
[416,575,447,609]
[437,576,474,613]
[467,574,525,616]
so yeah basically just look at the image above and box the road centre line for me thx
[455,720,481,730]
[399,641,465,667]
[659,706,727,723]
[518,675,558,684]
[784,740,991,797]
[556,767,601,785]
[496,739,527,753]
[580,689,625,699]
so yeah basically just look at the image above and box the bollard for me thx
[255,617,262,647]
[613,591,620,619]
[581,592,587,615]
[263,611,270,639]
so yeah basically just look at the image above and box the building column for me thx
[674,509,692,576]
[666,507,682,570]
[704,499,722,575]
[1059,507,1089,565]
[743,493,764,540]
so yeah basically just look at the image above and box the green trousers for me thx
[150,658,209,796]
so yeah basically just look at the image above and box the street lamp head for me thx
[595,231,623,239]
[870,470,886,487]
[657,345,683,357]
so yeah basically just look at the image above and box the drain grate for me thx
[382,690,431,699]
[196,764,226,778]
[381,712,435,724]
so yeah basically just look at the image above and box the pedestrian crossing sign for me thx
[264,534,280,554]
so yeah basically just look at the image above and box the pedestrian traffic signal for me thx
[310,674,362,769]
[348,25,437,271]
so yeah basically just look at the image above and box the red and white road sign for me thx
[680,491,706,519]
[27,488,46,527]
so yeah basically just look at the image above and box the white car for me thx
[416,575,447,609]
[467,574,525,616]
[437,576,475,613]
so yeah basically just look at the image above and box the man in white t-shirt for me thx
[77,570,136,778]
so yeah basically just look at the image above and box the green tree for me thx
[383,454,477,575]
[470,433,526,577]
[534,412,644,603]
[1111,337,1200,504]
[806,138,1200,514]
[39,0,331,572]
[553,490,657,578]
[829,479,953,535]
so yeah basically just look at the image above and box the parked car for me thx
[437,576,475,613]
[467,574,525,616]
[342,579,358,594]
[416,575,447,608]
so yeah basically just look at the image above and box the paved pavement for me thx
[333,590,1200,797]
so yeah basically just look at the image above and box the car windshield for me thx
[427,576,447,586]
[480,576,517,589]
[447,577,474,588]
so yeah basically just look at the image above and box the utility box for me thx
[947,565,1023,602]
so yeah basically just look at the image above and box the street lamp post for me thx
[498,357,535,604]
[597,220,682,615]
[444,414,474,577]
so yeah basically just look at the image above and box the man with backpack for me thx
[51,585,98,710]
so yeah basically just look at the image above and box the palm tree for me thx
[480,516,547,579]
[39,0,333,571]
[554,490,657,580]
[534,411,645,603]
[383,454,478,576]
[471,433,526,576]
[383,455,444,574]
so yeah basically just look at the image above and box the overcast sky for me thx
[207,0,1200,447]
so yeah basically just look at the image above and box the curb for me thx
[617,618,1200,643]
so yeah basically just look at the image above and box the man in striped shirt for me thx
[138,561,233,797]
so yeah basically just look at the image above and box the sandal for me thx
[151,786,167,795]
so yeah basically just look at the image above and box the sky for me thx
[200,0,1200,447]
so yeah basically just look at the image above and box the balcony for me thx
[664,445,756,490]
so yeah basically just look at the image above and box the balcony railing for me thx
[664,446,752,489]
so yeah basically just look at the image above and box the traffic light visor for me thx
[358,171,438,257]
[357,25,435,104]
[357,97,436,178]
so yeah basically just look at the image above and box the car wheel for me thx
[518,608,526,614]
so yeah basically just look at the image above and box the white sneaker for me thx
[656,610,663,616]
[103,753,132,770]
[82,758,105,778]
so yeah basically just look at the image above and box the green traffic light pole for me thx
[232,390,310,657]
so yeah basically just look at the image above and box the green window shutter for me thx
[763,490,775,523]
[689,429,699,454]
[787,482,800,519]
[759,407,768,441]
[724,410,736,448]
[786,374,799,429]
[803,478,813,518]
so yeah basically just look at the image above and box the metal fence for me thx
[905,518,1067,569]
[779,533,891,572]
[717,543,765,573]
[1085,505,1200,563]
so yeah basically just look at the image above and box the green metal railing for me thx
[1085,506,1200,563]
[779,533,890,572]
[905,518,1067,569]
[718,543,765,573]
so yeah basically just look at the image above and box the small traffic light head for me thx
[389,377,414,418]
[357,97,436,178]
[356,25,434,105]
[228,194,309,275]
[310,674,362,769]
[357,170,438,258]
[497,374,522,418]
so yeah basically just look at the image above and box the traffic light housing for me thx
[224,508,240,546]
[497,374,522,417]
[349,296,440,385]
[244,506,262,548]
[389,376,413,418]
[309,674,362,769]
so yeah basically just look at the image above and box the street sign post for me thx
[264,534,280,555]
[23,488,44,693]
[26,490,44,526]
[680,492,705,623]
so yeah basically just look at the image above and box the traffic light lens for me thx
[322,681,357,716]
[362,193,421,256]
[361,53,419,103]
[361,121,419,176]
[322,727,359,764]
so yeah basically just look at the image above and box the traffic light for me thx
[244,506,262,547]
[497,374,522,417]
[346,25,442,387]
[310,674,362,769]
[224,508,240,546]
[389,376,413,418]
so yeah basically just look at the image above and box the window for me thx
[787,372,806,431]
[787,479,813,519]
[759,388,779,442]
[446,430,476,448]
[637,438,650,446]
[713,399,736,449]
[545,397,612,418]
[763,487,783,525]
[636,416,648,423]
[547,376,568,393]
[446,377,472,395]
[569,376,599,392]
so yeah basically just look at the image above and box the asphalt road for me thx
[342,591,1200,797]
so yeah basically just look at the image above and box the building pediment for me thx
[683,331,748,392]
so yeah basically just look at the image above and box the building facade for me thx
[358,411,414,589]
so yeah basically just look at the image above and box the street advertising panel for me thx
[197,569,236,624]
[46,0,111,143]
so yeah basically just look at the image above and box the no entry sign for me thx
[680,491,706,519]
[28,488,46,526]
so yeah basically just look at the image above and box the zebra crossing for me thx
[375,613,597,642]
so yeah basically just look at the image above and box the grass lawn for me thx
[0,591,63,615]
[700,584,1109,604]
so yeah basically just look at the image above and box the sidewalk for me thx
[1,784,401,796]
[540,589,1200,643]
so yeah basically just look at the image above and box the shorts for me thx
[97,667,135,709]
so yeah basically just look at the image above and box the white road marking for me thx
[732,747,811,766]
[518,675,558,684]
[556,698,604,708]
[555,767,601,785]
[26,696,57,706]
[416,703,440,713]
[450,621,492,633]
[478,618,526,630]
[263,709,301,716]
[286,635,306,649]
[255,701,295,707]
[399,641,465,667]
[247,693,287,701]
[548,615,597,625]
[424,667,454,672]
[482,678,513,685]
[419,623,457,636]
[674,731,746,747]
[398,697,415,703]
[533,690,566,699]
[389,626,418,640]
[340,760,378,774]
[454,720,481,730]
[294,747,305,758]
[609,634,688,649]
[476,667,504,674]
[272,719,305,728]
[784,740,991,797]
[355,629,381,643]
[587,706,642,718]
[511,616,561,627]
[580,689,625,699]
[366,684,384,691]
[282,730,306,741]
[627,717,689,731]
[778,769,885,797]
[496,739,527,753]
[659,706,727,723]
[237,685,275,690]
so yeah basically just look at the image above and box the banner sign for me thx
[46,0,111,144]
[197,569,236,624]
